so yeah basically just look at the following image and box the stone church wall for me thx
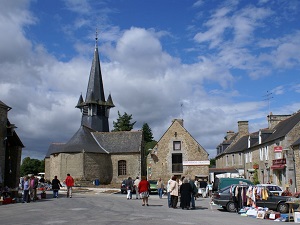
[111,153,141,184]
[50,153,84,181]
[44,158,50,180]
[84,153,112,184]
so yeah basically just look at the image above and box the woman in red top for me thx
[138,176,150,206]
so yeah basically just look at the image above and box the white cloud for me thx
[1,0,299,161]
[63,0,91,14]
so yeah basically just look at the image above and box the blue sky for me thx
[1,0,300,160]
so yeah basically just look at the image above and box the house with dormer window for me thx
[215,111,300,192]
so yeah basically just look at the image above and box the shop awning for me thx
[271,164,286,170]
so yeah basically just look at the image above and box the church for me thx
[45,36,145,184]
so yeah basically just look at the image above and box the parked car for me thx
[212,185,297,213]
[212,177,253,192]
[120,179,127,194]
[256,184,283,196]
[148,180,158,193]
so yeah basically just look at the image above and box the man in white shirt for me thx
[133,176,141,199]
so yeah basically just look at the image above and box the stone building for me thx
[0,100,24,188]
[45,36,144,184]
[214,121,250,178]
[215,111,300,192]
[147,119,209,183]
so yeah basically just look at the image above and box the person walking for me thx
[125,177,133,199]
[169,176,179,209]
[180,178,192,210]
[138,176,150,206]
[51,176,62,198]
[156,178,164,199]
[65,173,74,198]
[133,176,140,199]
[22,176,30,203]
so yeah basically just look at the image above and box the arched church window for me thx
[118,160,126,176]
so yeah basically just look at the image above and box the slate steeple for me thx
[76,31,114,132]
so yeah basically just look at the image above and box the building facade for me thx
[147,119,209,184]
[215,111,300,192]
[0,100,23,188]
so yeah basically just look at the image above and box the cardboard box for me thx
[294,212,300,223]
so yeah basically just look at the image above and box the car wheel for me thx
[226,201,236,212]
[277,202,288,213]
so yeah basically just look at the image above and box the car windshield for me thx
[266,186,282,191]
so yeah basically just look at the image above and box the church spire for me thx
[76,30,114,132]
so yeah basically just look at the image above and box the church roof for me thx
[92,131,143,153]
[45,143,65,158]
[85,37,105,105]
[46,127,143,156]
[62,125,107,154]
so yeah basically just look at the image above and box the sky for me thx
[1,0,300,160]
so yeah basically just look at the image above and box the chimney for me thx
[225,131,235,140]
[172,119,184,127]
[238,121,249,137]
[267,113,291,129]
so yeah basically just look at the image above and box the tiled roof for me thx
[264,111,300,143]
[223,135,248,154]
[62,126,107,153]
[45,143,65,158]
[46,127,143,156]
[292,138,300,147]
[92,131,143,153]
[0,100,11,109]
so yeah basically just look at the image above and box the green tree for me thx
[144,141,157,155]
[209,158,216,168]
[112,111,136,131]
[20,157,44,176]
[253,169,260,185]
[142,123,154,142]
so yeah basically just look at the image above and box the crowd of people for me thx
[124,175,213,209]
[19,173,74,203]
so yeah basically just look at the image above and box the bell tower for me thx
[76,31,114,132]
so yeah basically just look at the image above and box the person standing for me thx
[22,176,30,203]
[166,177,172,208]
[138,176,150,206]
[65,173,74,198]
[206,181,213,198]
[125,177,133,199]
[29,175,38,201]
[133,176,140,199]
[189,177,198,209]
[180,178,192,210]
[169,176,179,209]
[51,176,62,198]
[156,178,164,199]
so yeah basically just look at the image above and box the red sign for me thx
[274,146,283,152]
